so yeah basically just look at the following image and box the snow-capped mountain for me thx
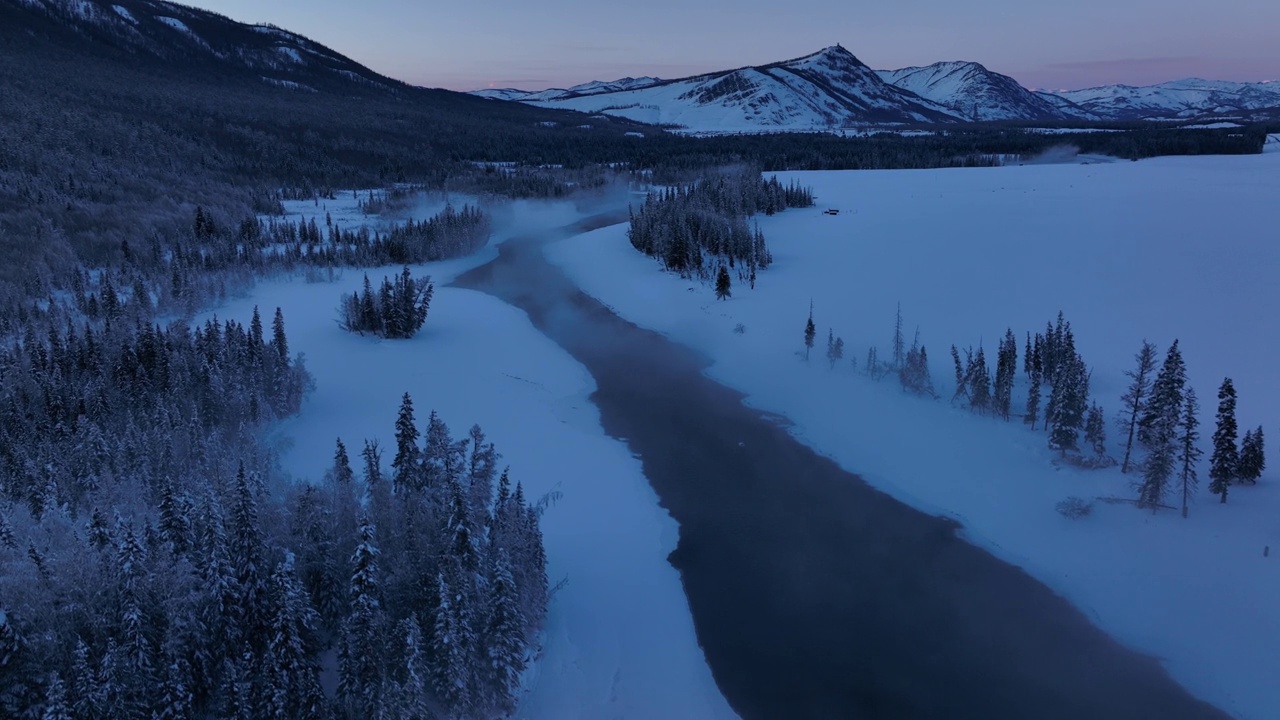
[477,46,964,132]
[476,76,663,102]
[7,0,400,93]
[1048,78,1280,119]
[876,61,1094,121]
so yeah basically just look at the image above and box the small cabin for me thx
[823,208,839,216]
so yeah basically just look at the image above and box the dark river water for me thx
[454,213,1231,720]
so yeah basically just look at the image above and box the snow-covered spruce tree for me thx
[803,304,816,362]
[1048,353,1088,457]
[265,554,325,719]
[392,392,420,495]
[1209,377,1239,503]
[715,265,731,300]
[1025,364,1043,430]
[481,549,526,714]
[950,345,967,404]
[1116,340,1158,474]
[340,267,433,339]
[968,347,992,414]
[827,332,844,370]
[338,518,386,719]
[891,303,905,371]
[1137,340,1186,510]
[1177,388,1202,519]
[993,329,1018,421]
[1238,427,1266,484]
[42,672,72,720]
[1085,403,1112,467]
[865,346,880,379]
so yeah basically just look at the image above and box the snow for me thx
[275,46,306,65]
[1265,134,1280,153]
[111,4,135,23]
[1179,122,1243,130]
[211,201,736,719]
[262,77,316,93]
[547,152,1280,720]
[155,16,191,34]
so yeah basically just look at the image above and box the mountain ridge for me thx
[473,47,1278,130]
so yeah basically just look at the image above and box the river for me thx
[453,213,1230,720]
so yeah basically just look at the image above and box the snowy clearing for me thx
[205,207,736,719]
[547,151,1280,720]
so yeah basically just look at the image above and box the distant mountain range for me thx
[474,46,1280,132]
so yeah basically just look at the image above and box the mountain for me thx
[475,76,663,102]
[0,0,650,276]
[476,46,965,133]
[1048,78,1280,119]
[876,61,1094,121]
[8,0,408,94]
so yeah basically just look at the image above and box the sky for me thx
[184,0,1280,91]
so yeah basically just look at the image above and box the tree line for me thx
[627,170,813,286]
[0,393,548,719]
[805,304,1268,517]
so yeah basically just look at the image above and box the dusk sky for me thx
[185,0,1280,91]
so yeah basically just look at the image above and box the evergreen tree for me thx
[891,302,905,370]
[1025,370,1043,430]
[338,518,385,719]
[1085,403,1110,465]
[993,329,1017,420]
[803,303,816,362]
[392,392,420,494]
[714,265,731,300]
[1049,353,1088,456]
[482,549,526,714]
[1177,388,1202,518]
[1137,341,1186,510]
[1117,340,1158,473]
[271,307,289,363]
[1238,427,1266,484]
[430,572,470,713]
[825,330,845,370]
[969,347,991,414]
[266,555,324,720]
[41,672,72,720]
[950,345,967,403]
[1209,377,1239,503]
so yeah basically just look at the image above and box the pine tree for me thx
[338,518,385,719]
[482,549,526,714]
[1177,388,1202,518]
[1137,341,1186,510]
[803,303,816,361]
[825,330,845,370]
[392,392,420,494]
[1238,427,1266,484]
[42,672,72,720]
[1025,366,1042,429]
[1117,340,1158,474]
[714,265,731,300]
[266,555,324,720]
[1085,403,1110,465]
[1049,353,1089,456]
[430,572,470,713]
[1209,377,1238,503]
[950,345,967,403]
[271,307,289,362]
[891,302,905,370]
[993,329,1017,420]
[230,463,267,657]
[969,347,991,414]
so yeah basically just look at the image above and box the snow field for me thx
[206,205,737,718]
[547,151,1280,720]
